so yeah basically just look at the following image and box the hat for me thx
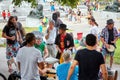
[107,19,114,24]
[59,24,68,30]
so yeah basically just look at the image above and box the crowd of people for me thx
[1,7,119,80]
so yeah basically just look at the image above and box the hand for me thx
[111,41,116,44]
[58,49,62,53]
[105,43,110,49]
[10,36,15,41]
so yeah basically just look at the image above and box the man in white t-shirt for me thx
[16,33,47,80]
[45,20,57,57]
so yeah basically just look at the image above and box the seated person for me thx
[34,36,48,59]
[56,49,78,80]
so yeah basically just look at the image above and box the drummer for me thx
[34,35,49,59]
[100,19,118,69]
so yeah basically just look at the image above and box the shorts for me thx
[102,48,114,56]
[6,42,20,60]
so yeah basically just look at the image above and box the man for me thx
[55,24,74,63]
[57,49,78,80]
[16,33,47,80]
[14,16,26,40]
[101,19,118,68]
[67,34,108,80]
[52,11,63,34]
[45,20,57,57]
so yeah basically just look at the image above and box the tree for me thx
[12,0,79,8]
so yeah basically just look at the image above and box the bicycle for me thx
[0,73,7,80]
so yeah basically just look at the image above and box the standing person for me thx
[88,18,100,44]
[67,34,108,80]
[2,16,22,73]
[35,36,48,59]
[55,24,74,63]
[77,9,81,23]
[2,10,6,22]
[14,16,26,40]
[52,11,63,34]
[57,49,78,80]
[101,19,118,68]
[7,10,11,19]
[16,33,47,80]
[45,20,57,58]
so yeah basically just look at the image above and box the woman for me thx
[89,18,99,39]
[2,16,22,73]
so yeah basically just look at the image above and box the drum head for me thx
[107,45,115,52]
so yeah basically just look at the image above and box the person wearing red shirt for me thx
[7,10,11,19]
[2,10,6,22]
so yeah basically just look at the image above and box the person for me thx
[2,10,6,22]
[55,24,74,63]
[67,34,108,80]
[7,10,11,19]
[57,49,78,80]
[2,16,22,73]
[45,20,57,58]
[16,33,47,80]
[77,9,81,23]
[52,11,63,34]
[101,19,118,68]
[35,36,48,59]
[88,18,100,43]
[14,16,26,40]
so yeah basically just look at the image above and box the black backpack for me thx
[52,12,58,21]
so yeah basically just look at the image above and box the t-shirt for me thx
[108,29,114,45]
[34,42,45,56]
[17,22,24,39]
[89,25,99,36]
[16,46,43,80]
[55,33,74,50]
[2,25,17,44]
[57,62,78,80]
[75,48,104,80]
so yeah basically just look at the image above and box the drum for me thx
[108,70,118,80]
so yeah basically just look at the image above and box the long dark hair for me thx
[90,18,98,26]
[7,16,15,27]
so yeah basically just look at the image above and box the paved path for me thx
[0,1,120,79]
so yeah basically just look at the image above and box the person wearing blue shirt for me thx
[56,50,78,80]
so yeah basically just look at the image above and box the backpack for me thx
[52,12,58,21]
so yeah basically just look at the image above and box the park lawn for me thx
[114,39,120,64]
[0,27,120,64]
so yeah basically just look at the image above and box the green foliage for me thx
[12,0,38,7]
[60,0,79,8]
[12,0,79,8]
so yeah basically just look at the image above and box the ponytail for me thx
[95,21,98,26]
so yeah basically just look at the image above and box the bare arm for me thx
[38,62,47,75]
[17,62,20,72]
[67,60,78,80]
[43,46,49,59]
[56,45,62,53]
[100,64,108,80]
[2,32,15,41]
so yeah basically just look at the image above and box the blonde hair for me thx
[62,49,72,61]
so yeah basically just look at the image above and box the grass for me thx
[0,27,120,64]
